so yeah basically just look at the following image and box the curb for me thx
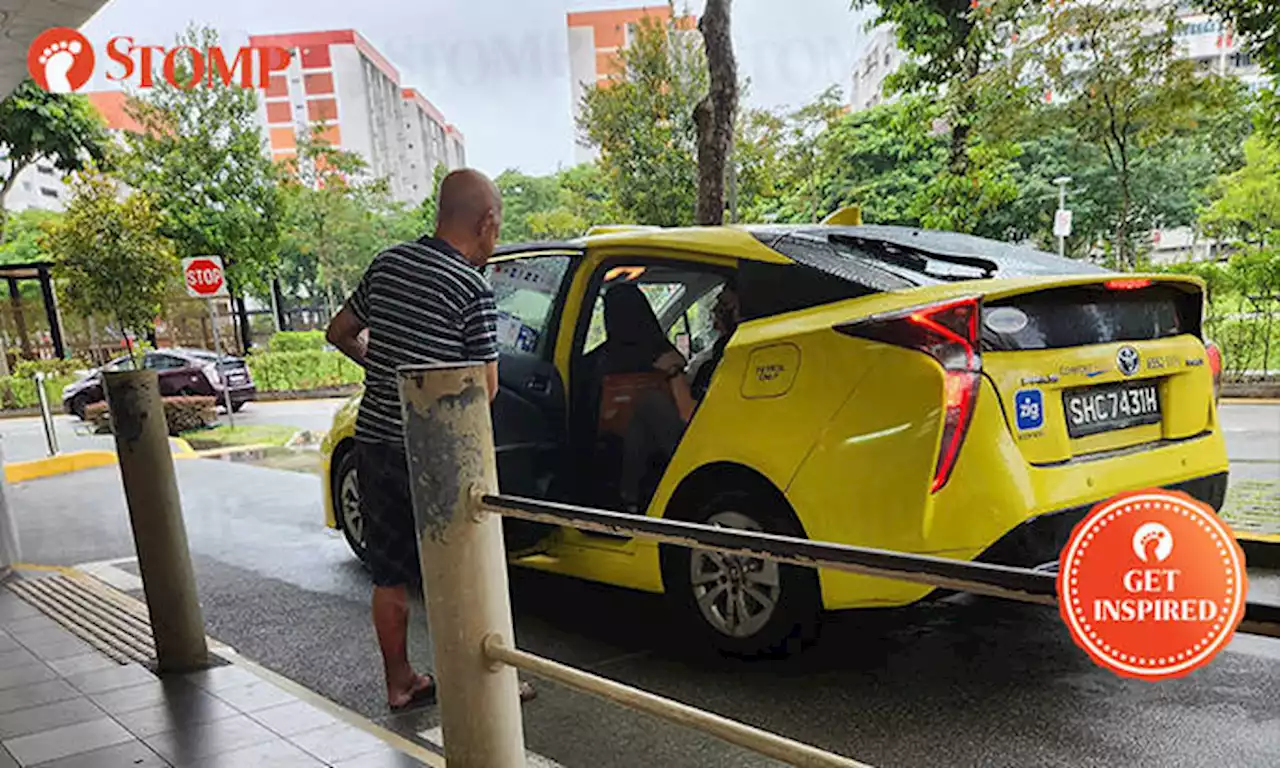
[5,439,198,483]
[253,387,359,402]
[4,450,119,483]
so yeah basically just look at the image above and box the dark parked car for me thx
[61,348,256,419]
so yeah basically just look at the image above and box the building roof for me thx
[402,88,447,126]
[445,124,465,141]
[84,91,145,134]
[249,29,401,85]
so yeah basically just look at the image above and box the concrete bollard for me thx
[0,439,19,577]
[103,369,209,673]
[399,362,525,768]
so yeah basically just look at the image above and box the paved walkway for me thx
[0,581,429,768]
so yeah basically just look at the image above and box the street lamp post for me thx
[1053,176,1073,258]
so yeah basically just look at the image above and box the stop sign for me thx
[183,256,228,298]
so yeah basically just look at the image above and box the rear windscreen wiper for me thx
[831,234,998,281]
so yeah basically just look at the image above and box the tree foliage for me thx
[44,173,176,364]
[1200,135,1280,246]
[0,81,110,234]
[1032,0,1238,266]
[578,13,706,226]
[122,25,283,298]
[497,164,611,242]
[277,126,418,308]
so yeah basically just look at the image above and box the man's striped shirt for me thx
[347,237,499,446]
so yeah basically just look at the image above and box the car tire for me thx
[231,401,246,413]
[69,395,89,421]
[661,490,820,658]
[332,447,369,565]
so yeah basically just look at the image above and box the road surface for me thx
[6,400,1279,767]
[0,398,347,462]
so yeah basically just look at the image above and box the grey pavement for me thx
[3,402,1279,767]
[0,583,428,768]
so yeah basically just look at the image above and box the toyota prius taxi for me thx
[320,219,1229,656]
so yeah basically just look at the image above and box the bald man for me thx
[328,168,533,708]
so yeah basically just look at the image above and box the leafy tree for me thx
[1200,135,1280,247]
[578,12,707,226]
[122,25,283,344]
[495,164,611,242]
[1034,1,1237,267]
[0,209,61,264]
[0,81,110,238]
[278,126,421,312]
[855,0,1034,173]
[44,173,176,365]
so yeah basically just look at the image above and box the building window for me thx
[1232,51,1254,68]
[22,181,32,191]
[39,187,58,198]
[37,164,53,175]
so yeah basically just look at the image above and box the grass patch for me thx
[181,424,302,451]
[1220,479,1280,536]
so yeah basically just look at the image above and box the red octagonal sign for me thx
[183,256,227,298]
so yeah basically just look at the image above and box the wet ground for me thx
[6,400,1280,766]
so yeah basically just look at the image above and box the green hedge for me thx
[269,331,327,352]
[0,373,80,410]
[247,349,363,392]
[1207,317,1279,378]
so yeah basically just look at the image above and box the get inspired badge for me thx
[1057,490,1247,681]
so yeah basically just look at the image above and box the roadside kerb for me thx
[3,438,196,483]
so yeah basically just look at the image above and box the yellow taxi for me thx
[321,216,1228,655]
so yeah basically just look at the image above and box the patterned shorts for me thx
[356,441,421,588]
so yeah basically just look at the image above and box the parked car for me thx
[321,218,1227,656]
[62,348,256,419]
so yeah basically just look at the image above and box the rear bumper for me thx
[216,384,256,405]
[975,471,1229,568]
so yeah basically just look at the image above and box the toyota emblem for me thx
[1116,346,1140,376]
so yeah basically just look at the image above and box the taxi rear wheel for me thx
[333,447,369,564]
[661,490,819,657]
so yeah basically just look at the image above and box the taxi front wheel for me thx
[661,490,819,657]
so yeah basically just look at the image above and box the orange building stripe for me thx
[269,127,297,150]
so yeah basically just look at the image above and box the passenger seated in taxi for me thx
[620,283,740,512]
[585,283,681,381]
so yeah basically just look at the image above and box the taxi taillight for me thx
[836,297,982,493]
[1205,340,1222,403]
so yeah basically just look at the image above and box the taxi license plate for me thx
[1063,381,1161,438]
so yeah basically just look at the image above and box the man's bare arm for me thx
[484,361,499,402]
[326,306,368,367]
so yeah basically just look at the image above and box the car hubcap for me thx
[339,467,365,549]
[689,511,780,638]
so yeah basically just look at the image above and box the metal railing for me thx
[397,362,1280,768]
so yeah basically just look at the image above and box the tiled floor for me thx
[0,587,431,767]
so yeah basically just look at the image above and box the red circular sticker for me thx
[1057,489,1247,681]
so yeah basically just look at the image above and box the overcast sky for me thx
[81,0,878,176]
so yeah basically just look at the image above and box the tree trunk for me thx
[1116,169,1131,269]
[0,159,30,244]
[694,0,738,226]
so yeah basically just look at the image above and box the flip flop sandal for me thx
[390,674,437,711]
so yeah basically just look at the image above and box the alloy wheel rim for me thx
[340,468,365,548]
[689,510,780,638]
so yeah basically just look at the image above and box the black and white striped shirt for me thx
[347,237,499,446]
